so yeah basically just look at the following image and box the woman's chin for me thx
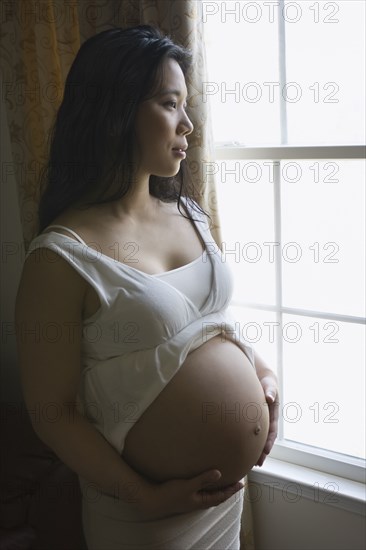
[152,166,182,178]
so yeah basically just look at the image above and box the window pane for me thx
[281,160,366,317]
[285,0,366,145]
[282,314,365,459]
[203,1,281,144]
[215,160,276,305]
[203,0,365,146]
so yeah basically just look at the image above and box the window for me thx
[203,0,365,482]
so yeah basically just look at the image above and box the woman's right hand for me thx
[135,469,244,521]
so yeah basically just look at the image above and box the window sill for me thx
[214,144,366,159]
[248,457,366,516]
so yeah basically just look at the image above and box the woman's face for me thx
[133,57,194,178]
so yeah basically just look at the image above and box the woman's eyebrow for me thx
[158,89,188,99]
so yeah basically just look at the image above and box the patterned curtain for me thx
[1,1,255,547]
[1,0,222,249]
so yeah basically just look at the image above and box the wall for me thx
[248,464,366,550]
[0,73,25,403]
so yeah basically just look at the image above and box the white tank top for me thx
[154,252,211,310]
[25,197,255,455]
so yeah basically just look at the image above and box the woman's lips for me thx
[172,148,186,158]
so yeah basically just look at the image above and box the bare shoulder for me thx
[16,247,87,321]
[15,247,90,411]
[42,205,93,235]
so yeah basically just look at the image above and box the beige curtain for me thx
[1,0,222,249]
[1,1,255,547]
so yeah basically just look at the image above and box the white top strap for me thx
[45,224,87,246]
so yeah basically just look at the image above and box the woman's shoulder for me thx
[37,204,106,248]
[19,241,87,313]
[42,205,93,235]
[25,206,95,277]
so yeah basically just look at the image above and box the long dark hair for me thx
[37,25,205,233]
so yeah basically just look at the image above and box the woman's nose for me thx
[179,111,194,135]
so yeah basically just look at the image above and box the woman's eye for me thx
[166,101,177,109]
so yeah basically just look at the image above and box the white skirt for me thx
[79,477,244,550]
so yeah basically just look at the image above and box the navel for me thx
[254,424,262,435]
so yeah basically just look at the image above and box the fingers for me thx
[266,391,276,404]
[143,474,244,520]
[269,398,280,423]
[255,397,280,467]
[194,481,244,508]
[194,470,222,494]
[260,375,278,403]
[189,470,244,509]
[261,421,278,457]
[255,451,267,467]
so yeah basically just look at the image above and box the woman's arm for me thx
[253,350,280,466]
[15,249,145,502]
[15,248,243,518]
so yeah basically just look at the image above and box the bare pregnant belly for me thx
[122,335,270,489]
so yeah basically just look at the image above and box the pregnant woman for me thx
[15,26,279,549]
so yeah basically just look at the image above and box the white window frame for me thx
[207,0,365,484]
[214,143,366,484]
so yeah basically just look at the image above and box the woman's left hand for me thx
[256,375,279,467]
